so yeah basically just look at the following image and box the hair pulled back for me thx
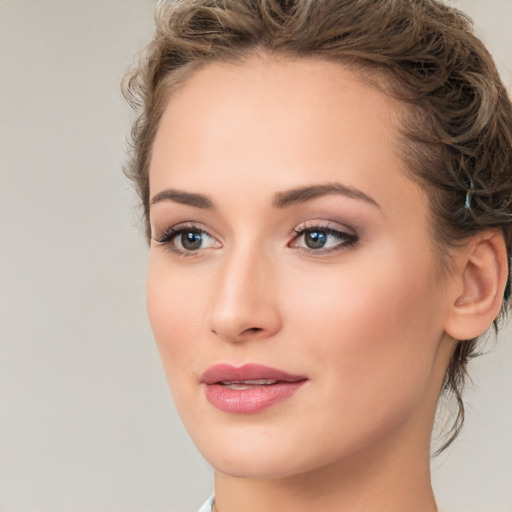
[123,0,512,452]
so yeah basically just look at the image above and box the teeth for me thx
[222,379,278,385]
[220,379,278,390]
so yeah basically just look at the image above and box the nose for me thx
[208,244,282,343]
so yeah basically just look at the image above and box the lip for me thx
[201,363,308,414]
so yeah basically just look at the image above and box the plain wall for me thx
[1,1,511,511]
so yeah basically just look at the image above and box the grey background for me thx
[0,1,511,511]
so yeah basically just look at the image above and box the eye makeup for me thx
[153,222,221,257]
[153,217,359,259]
[290,222,359,254]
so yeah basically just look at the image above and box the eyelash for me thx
[291,223,358,254]
[154,223,219,257]
[153,222,358,257]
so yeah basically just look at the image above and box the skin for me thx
[147,55,462,512]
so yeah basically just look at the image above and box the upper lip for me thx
[200,363,307,384]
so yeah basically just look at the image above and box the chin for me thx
[188,425,313,479]
[189,422,359,481]
[206,450,308,480]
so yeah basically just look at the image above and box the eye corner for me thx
[153,222,222,258]
[290,222,359,254]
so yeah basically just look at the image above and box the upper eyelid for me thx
[153,225,221,257]
[153,222,216,241]
[291,220,356,236]
[289,221,359,249]
[152,220,357,245]
[291,226,356,241]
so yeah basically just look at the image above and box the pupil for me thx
[181,231,202,250]
[305,230,327,249]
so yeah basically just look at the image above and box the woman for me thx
[123,1,512,510]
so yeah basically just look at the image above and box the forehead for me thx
[153,56,403,155]
[150,55,427,223]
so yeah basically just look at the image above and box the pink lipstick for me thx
[201,364,307,414]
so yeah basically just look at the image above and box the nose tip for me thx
[211,324,266,341]
[208,253,282,343]
[210,301,280,343]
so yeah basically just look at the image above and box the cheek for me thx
[283,251,443,412]
[146,257,205,379]
[146,258,217,432]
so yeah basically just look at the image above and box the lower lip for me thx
[203,381,306,414]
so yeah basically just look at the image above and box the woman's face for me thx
[147,56,455,478]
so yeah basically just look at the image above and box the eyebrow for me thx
[150,182,380,210]
[272,183,380,209]
[150,189,214,209]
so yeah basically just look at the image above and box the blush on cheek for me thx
[288,252,439,390]
[147,281,186,361]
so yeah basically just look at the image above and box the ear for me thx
[444,230,509,340]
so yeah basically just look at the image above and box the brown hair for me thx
[122,0,512,452]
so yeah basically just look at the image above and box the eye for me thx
[302,230,330,249]
[178,230,210,251]
[290,224,358,253]
[154,224,221,256]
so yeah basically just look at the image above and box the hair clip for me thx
[465,180,474,211]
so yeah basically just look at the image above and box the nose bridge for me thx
[209,239,281,341]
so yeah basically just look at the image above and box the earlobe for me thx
[444,231,508,341]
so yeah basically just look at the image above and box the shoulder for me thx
[197,496,214,512]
